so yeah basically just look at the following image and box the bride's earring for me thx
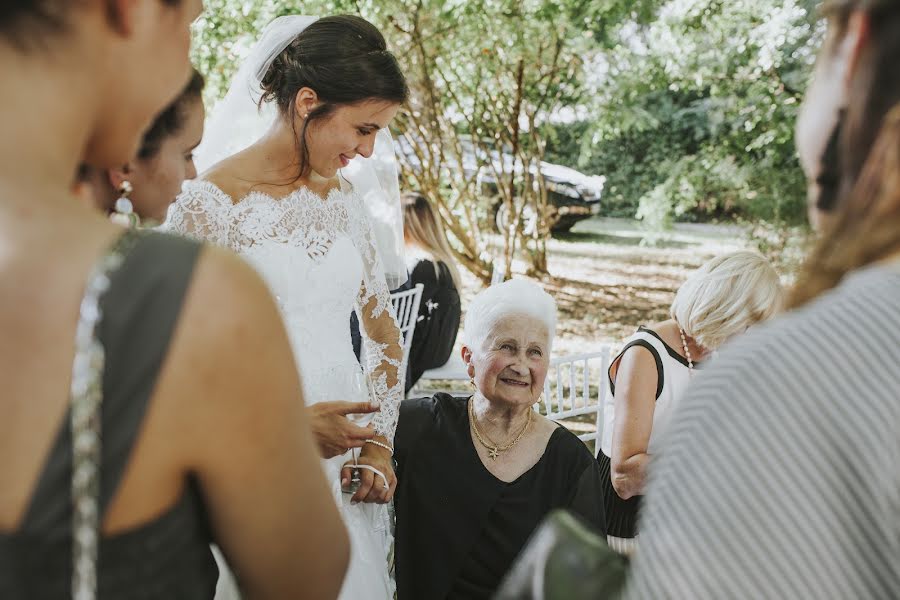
[109,180,140,228]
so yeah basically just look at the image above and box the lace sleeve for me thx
[164,181,235,249]
[348,193,405,442]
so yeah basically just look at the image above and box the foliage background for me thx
[192,0,824,274]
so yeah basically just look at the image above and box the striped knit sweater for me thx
[625,261,900,599]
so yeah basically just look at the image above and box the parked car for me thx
[396,135,605,233]
[488,161,605,233]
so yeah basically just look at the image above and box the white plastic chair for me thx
[389,284,424,380]
[538,348,611,452]
[491,263,506,285]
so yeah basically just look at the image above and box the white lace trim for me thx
[167,180,404,440]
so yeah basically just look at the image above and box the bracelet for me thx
[365,439,394,456]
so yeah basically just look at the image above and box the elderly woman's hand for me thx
[340,440,397,504]
[309,401,379,459]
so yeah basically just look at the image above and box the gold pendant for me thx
[489,447,499,460]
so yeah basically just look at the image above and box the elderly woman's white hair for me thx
[671,250,783,351]
[463,279,557,351]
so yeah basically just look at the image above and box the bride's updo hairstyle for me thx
[258,15,409,177]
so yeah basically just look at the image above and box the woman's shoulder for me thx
[131,228,203,253]
[116,229,202,280]
[408,255,437,274]
[541,419,596,468]
[396,393,468,448]
[137,233,277,333]
[399,393,466,420]
[177,178,236,207]
[399,394,438,417]
[619,321,675,352]
[100,231,204,336]
[198,151,260,200]
[190,148,280,206]
[618,323,684,369]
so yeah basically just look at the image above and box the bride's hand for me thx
[308,401,378,459]
[341,440,396,504]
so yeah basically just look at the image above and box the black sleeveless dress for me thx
[402,259,461,390]
[0,232,218,598]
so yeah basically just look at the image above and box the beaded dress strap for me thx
[69,230,137,600]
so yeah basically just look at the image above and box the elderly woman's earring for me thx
[109,180,140,228]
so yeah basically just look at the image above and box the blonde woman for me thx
[597,251,783,553]
[398,191,462,390]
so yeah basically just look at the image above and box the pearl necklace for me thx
[468,398,533,460]
[679,327,695,376]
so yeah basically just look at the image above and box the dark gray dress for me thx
[0,232,218,598]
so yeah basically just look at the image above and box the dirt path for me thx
[459,217,751,356]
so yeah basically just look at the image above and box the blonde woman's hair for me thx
[403,192,461,288]
[670,251,783,351]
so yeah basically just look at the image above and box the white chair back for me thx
[490,263,505,286]
[390,284,424,379]
[538,348,611,452]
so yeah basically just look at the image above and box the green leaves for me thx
[191,0,816,272]
[561,0,819,227]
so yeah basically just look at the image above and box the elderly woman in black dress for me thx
[393,279,606,600]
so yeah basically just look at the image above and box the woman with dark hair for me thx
[166,14,409,599]
[0,2,348,599]
[79,69,205,226]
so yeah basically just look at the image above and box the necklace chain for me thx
[468,398,533,460]
[679,326,695,376]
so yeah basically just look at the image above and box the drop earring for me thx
[109,180,140,228]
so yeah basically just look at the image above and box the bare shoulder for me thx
[618,342,659,370]
[533,414,592,459]
[200,153,258,203]
[188,244,276,316]
[161,245,297,419]
[645,319,681,350]
[534,412,563,441]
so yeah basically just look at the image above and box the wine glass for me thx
[342,368,378,495]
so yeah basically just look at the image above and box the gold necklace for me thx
[468,398,533,460]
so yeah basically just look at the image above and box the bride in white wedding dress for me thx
[165,15,410,599]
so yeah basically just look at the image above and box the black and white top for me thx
[624,262,900,598]
[599,327,694,459]
[596,327,696,542]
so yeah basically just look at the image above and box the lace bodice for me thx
[166,180,404,441]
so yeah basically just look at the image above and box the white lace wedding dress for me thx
[166,179,403,599]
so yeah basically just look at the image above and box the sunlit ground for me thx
[415,216,752,403]
[466,216,750,356]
